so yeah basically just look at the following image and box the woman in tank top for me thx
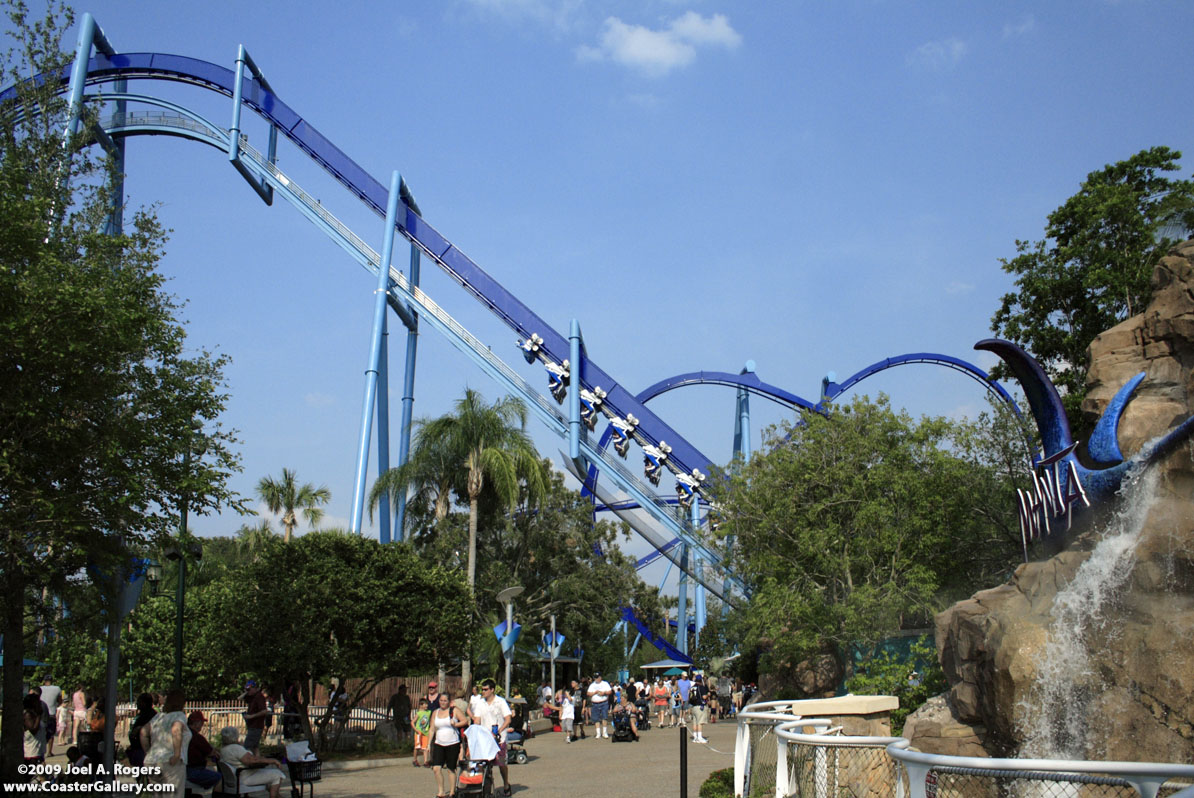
[429,692,466,798]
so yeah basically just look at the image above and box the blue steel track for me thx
[8,40,1023,632]
[22,50,721,485]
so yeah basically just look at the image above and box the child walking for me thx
[411,698,431,767]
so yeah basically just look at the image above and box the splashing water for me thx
[1017,467,1159,760]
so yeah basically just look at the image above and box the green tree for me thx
[708,395,1023,688]
[0,2,239,778]
[256,468,330,543]
[369,388,546,688]
[219,532,470,749]
[992,146,1194,433]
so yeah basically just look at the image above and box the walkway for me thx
[316,718,736,797]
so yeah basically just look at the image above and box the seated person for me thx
[52,746,89,785]
[218,726,287,798]
[185,711,221,792]
[610,695,639,741]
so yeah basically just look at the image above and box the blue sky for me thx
[16,2,1194,583]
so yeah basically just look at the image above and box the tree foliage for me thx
[256,468,330,543]
[221,532,470,749]
[370,389,547,686]
[992,146,1194,433]
[709,395,1025,681]
[0,2,239,779]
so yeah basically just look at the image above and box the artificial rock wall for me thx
[908,240,1194,761]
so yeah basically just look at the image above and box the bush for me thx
[699,767,734,798]
[845,636,945,735]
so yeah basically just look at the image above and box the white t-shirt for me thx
[473,696,512,744]
[144,711,192,766]
[219,743,250,771]
[587,680,611,704]
[559,694,575,721]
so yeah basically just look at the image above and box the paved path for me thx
[312,718,737,798]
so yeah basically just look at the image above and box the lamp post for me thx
[496,586,523,698]
[168,433,205,688]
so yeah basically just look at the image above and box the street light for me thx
[496,586,524,698]
[169,430,206,688]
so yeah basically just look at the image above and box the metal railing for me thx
[735,701,833,798]
[886,742,1194,798]
[777,722,906,798]
[736,701,1194,798]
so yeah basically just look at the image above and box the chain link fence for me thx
[745,720,780,797]
[785,738,906,798]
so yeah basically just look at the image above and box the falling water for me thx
[1017,467,1159,760]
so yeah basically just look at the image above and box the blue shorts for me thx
[590,701,610,721]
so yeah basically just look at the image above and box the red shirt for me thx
[246,693,268,730]
[188,730,214,766]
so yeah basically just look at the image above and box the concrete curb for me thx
[322,757,405,772]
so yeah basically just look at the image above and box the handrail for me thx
[887,741,1194,798]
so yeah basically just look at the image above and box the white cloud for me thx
[907,37,968,70]
[578,11,742,77]
[1003,14,1035,38]
[944,280,974,295]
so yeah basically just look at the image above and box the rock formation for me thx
[912,240,1194,761]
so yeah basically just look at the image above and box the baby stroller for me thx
[458,726,499,797]
[634,698,651,731]
[610,709,638,743]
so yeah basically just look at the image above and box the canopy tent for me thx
[662,667,684,676]
[640,658,692,671]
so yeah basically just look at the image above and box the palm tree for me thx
[256,468,331,543]
[235,518,279,558]
[370,388,547,687]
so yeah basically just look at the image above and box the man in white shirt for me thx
[586,672,613,739]
[470,679,513,797]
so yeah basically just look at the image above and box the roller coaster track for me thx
[4,45,744,599]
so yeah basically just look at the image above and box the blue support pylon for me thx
[394,241,421,543]
[568,319,583,465]
[376,330,392,542]
[693,497,706,651]
[350,170,402,538]
[676,543,689,656]
[733,360,754,463]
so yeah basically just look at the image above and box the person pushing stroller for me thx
[468,679,514,797]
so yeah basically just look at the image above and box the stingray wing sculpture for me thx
[976,339,1194,542]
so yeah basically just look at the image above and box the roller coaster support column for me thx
[350,170,402,539]
[676,543,689,657]
[693,499,706,651]
[733,360,754,462]
[394,242,422,542]
[229,45,276,205]
[569,320,584,468]
[722,360,754,608]
[64,14,116,142]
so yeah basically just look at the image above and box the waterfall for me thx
[1017,467,1159,759]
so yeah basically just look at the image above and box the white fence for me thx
[735,701,1194,798]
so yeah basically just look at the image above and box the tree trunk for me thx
[462,496,479,690]
[2,554,26,784]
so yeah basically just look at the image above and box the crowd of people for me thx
[21,669,760,794]
[533,671,756,745]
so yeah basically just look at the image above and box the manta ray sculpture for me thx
[976,339,1194,538]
